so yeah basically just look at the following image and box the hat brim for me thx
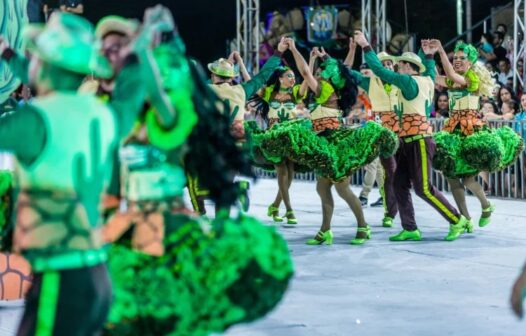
[207,63,238,78]
[23,24,113,79]
[95,16,138,39]
[396,56,426,73]
[378,55,396,63]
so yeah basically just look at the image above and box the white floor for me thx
[2,179,526,336]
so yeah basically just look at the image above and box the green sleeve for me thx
[364,49,418,100]
[418,49,436,81]
[465,69,480,93]
[109,55,147,139]
[241,54,282,98]
[0,105,46,164]
[348,68,370,92]
[1,49,29,84]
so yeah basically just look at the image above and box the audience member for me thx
[434,92,449,118]
[498,58,513,86]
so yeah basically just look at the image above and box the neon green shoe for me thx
[285,211,298,225]
[445,216,468,241]
[306,230,333,245]
[267,205,283,223]
[350,226,371,245]
[479,204,496,227]
[389,229,422,241]
[382,216,394,228]
[466,219,474,233]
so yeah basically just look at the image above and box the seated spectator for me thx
[480,100,501,120]
[497,85,517,110]
[502,99,519,120]
[498,58,513,85]
[478,33,494,63]
[434,92,449,118]
[485,32,508,68]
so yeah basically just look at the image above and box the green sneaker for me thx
[466,219,474,233]
[267,205,283,223]
[389,229,422,241]
[445,216,468,241]
[350,226,371,245]
[479,204,495,227]
[382,216,394,228]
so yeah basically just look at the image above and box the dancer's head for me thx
[266,66,295,91]
[378,52,395,71]
[453,41,477,73]
[396,52,425,75]
[96,16,138,75]
[208,58,238,84]
[24,13,112,95]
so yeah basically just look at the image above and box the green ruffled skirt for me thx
[433,126,524,178]
[104,214,293,336]
[245,119,398,181]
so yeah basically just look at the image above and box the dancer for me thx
[431,40,496,229]
[0,13,152,334]
[511,262,526,319]
[250,56,311,224]
[346,49,400,227]
[354,31,470,242]
[283,40,396,245]
[186,38,288,215]
[101,9,293,334]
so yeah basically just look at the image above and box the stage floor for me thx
[1,179,525,335]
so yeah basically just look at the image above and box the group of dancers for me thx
[0,3,524,335]
[243,31,523,245]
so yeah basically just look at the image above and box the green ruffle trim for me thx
[245,119,397,181]
[433,126,524,178]
[105,213,293,336]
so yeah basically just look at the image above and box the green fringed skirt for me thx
[104,213,293,336]
[245,119,398,181]
[433,126,524,178]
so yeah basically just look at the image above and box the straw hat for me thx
[396,52,426,73]
[24,13,113,79]
[378,51,395,63]
[207,58,238,78]
[95,15,138,39]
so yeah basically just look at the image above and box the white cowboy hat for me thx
[95,15,138,39]
[378,51,396,63]
[396,52,426,73]
[207,58,239,78]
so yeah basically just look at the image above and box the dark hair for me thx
[497,23,508,33]
[499,57,511,65]
[435,92,449,109]
[248,67,292,122]
[336,60,359,114]
[493,31,504,41]
[402,61,420,73]
[497,85,518,108]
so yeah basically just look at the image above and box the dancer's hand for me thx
[143,5,174,33]
[349,37,357,50]
[284,37,297,51]
[310,47,319,60]
[228,51,242,64]
[277,37,289,53]
[511,269,526,319]
[353,31,369,48]
[429,39,443,53]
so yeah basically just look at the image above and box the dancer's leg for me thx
[317,177,334,232]
[380,155,398,219]
[447,178,471,220]
[273,162,293,212]
[334,177,366,228]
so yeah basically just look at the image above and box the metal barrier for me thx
[254,119,526,200]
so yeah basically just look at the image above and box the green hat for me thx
[95,15,138,39]
[207,58,238,78]
[24,13,113,79]
[396,52,426,73]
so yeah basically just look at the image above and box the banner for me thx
[305,6,338,44]
[0,0,28,104]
